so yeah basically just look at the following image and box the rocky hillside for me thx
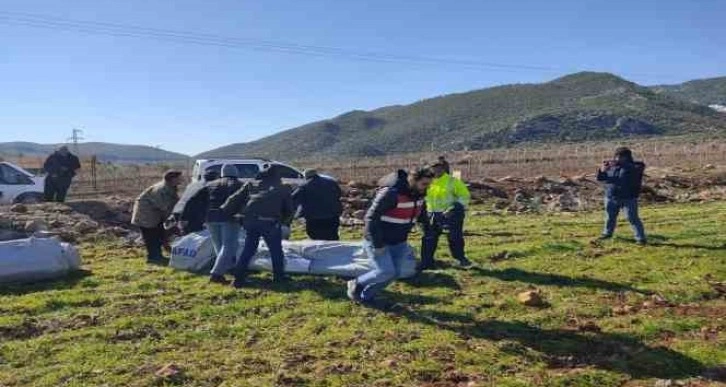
[652,76,726,106]
[0,142,189,164]
[199,72,726,159]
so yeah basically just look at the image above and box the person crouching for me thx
[131,170,182,264]
[221,165,294,287]
[347,168,434,304]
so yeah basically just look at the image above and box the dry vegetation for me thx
[300,139,726,183]
[9,156,189,199]
[6,139,726,201]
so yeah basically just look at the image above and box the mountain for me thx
[651,76,726,106]
[199,72,726,160]
[0,142,189,164]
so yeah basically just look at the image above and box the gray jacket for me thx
[221,175,294,224]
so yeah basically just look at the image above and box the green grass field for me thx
[1,202,724,386]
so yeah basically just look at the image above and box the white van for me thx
[191,158,306,185]
[0,162,45,204]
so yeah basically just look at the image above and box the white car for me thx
[0,162,45,204]
[191,158,306,185]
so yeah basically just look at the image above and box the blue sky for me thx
[1,0,724,155]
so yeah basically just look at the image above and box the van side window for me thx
[277,165,303,179]
[234,164,260,179]
[0,164,33,185]
[204,165,223,178]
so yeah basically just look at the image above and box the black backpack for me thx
[632,161,646,196]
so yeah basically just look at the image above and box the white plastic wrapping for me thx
[169,231,416,278]
[0,237,81,283]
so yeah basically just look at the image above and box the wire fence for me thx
[6,156,189,199]
[299,139,726,183]
[4,138,724,199]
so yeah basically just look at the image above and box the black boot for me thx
[209,275,229,285]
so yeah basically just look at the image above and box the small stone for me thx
[517,290,546,307]
[24,219,47,233]
[612,305,636,315]
[578,321,601,332]
[155,363,183,379]
[654,379,673,387]
[10,204,28,213]
[73,220,99,234]
[488,251,510,262]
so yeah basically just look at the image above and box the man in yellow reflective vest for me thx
[420,160,472,270]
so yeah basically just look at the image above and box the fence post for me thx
[91,155,97,190]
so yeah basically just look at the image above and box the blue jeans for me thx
[234,219,285,280]
[208,222,241,276]
[356,242,410,301]
[603,198,646,242]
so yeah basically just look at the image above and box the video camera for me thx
[602,159,618,169]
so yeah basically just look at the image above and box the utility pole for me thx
[67,128,84,154]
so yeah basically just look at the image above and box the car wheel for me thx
[16,193,43,204]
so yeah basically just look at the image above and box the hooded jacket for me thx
[292,175,343,220]
[221,168,294,224]
[597,161,645,200]
[365,170,425,248]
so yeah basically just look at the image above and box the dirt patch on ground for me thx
[0,315,101,340]
[2,170,724,236]
[339,170,726,221]
[0,197,139,243]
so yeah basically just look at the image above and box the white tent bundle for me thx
[0,237,81,283]
[169,230,417,279]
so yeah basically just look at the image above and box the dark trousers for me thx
[140,224,166,261]
[603,197,646,242]
[421,210,467,267]
[305,217,340,241]
[43,176,72,202]
[235,219,285,280]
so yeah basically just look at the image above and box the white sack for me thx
[169,231,416,279]
[169,230,215,273]
[0,237,81,283]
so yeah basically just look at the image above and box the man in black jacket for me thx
[596,147,647,244]
[346,168,433,303]
[221,165,294,287]
[293,169,343,240]
[173,169,221,235]
[43,146,81,202]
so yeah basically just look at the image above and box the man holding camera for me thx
[596,147,647,245]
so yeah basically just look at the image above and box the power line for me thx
[0,10,570,73]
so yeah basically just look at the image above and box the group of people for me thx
[129,147,647,304]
